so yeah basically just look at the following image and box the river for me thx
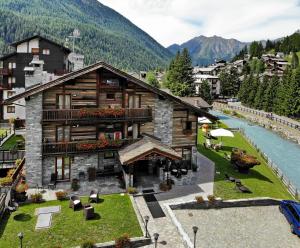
[211,110,300,190]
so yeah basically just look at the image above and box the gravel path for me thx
[174,205,300,248]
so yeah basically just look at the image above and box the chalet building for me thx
[4,61,217,188]
[261,54,290,77]
[194,74,221,97]
[0,35,83,121]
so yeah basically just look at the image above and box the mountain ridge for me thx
[0,0,172,71]
[168,35,247,65]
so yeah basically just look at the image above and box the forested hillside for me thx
[0,0,172,71]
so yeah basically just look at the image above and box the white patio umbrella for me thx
[198,117,212,124]
[210,128,234,138]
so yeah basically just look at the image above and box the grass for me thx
[0,194,142,248]
[0,129,9,136]
[285,51,300,63]
[198,125,293,200]
[1,135,24,150]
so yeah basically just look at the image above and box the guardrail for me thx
[0,129,12,144]
[0,150,25,163]
[214,102,300,131]
[240,128,299,200]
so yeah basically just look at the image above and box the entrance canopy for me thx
[119,135,182,165]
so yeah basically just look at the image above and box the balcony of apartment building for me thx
[42,107,153,124]
[42,137,140,155]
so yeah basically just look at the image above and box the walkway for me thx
[213,102,300,144]
[134,152,215,247]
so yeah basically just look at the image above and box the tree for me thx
[289,68,300,117]
[198,80,212,104]
[253,76,268,110]
[219,67,240,97]
[249,41,263,58]
[246,75,259,107]
[238,74,253,104]
[262,76,280,112]
[146,71,160,88]
[165,49,195,96]
[291,52,299,69]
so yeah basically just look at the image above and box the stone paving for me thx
[174,205,300,248]
[134,152,215,248]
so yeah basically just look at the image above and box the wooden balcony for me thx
[0,68,12,76]
[42,139,139,155]
[42,108,152,123]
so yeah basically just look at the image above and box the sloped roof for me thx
[119,135,182,165]
[10,35,71,53]
[180,97,211,109]
[0,52,17,60]
[3,61,218,121]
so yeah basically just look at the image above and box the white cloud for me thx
[99,0,300,46]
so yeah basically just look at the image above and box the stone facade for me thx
[25,92,43,187]
[42,152,120,185]
[154,97,173,145]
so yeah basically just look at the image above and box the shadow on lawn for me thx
[198,145,274,184]
[0,213,10,238]
[13,213,32,222]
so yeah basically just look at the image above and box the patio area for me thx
[0,194,142,248]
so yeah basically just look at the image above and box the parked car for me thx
[279,200,300,236]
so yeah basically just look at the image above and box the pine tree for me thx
[253,76,268,109]
[291,52,299,69]
[198,80,212,104]
[247,75,259,107]
[289,68,300,117]
[263,76,280,112]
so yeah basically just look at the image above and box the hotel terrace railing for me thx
[42,108,153,122]
[43,138,140,155]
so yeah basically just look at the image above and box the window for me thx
[104,152,115,159]
[185,121,192,130]
[8,77,16,84]
[56,126,70,142]
[7,91,15,98]
[7,106,15,113]
[43,49,50,55]
[106,93,115,100]
[103,78,119,87]
[8,62,16,69]
[57,94,71,109]
[55,157,71,181]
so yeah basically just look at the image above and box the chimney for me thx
[67,52,84,72]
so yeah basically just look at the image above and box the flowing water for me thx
[211,111,300,190]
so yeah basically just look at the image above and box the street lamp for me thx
[153,232,159,248]
[18,232,23,248]
[144,215,150,238]
[192,226,198,248]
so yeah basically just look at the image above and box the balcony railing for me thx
[0,68,12,76]
[42,139,139,155]
[42,108,152,122]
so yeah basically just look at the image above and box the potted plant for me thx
[30,193,43,203]
[71,178,80,191]
[126,187,138,195]
[15,183,28,202]
[195,195,205,204]
[115,233,131,248]
[55,191,68,201]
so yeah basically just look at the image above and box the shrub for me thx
[115,233,131,248]
[55,191,68,200]
[30,193,43,203]
[81,241,95,248]
[15,159,23,166]
[207,195,216,203]
[195,196,204,203]
[6,168,16,178]
[71,178,80,191]
[127,187,138,194]
[16,183,28,193]
[0,177,13,186]
[159,182,172,191]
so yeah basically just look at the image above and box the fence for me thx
[240,128,299,200]
[214,102,300,131]
[0,129,12,144]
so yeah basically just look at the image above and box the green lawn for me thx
[0,129,9,136]
[0,194,142,248]
[198,127,293,200]
[1,135,25,150]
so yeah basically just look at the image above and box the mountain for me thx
[0,0,172,71]
[168,35,247,66]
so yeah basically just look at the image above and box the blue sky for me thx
[99,0,300,47]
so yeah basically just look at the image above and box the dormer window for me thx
[43,49,50,55]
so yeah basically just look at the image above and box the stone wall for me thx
[154,97,173,145]
[25,93,43,187]
[42,152,120,185]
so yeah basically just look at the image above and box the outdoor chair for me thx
[225,173,236,182]
[48,173,57,190]
[224,153,231,160]
[69,195,82,211]
[83,205,95,220]
[235,181,252,193]
[89,190,100,203]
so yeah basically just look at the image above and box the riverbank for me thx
[213,102,300,145]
